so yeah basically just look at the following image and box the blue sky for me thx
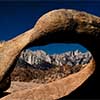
[0,0,100,54]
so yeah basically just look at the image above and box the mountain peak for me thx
[18,49,92,69]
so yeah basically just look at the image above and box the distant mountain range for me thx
[11,49,92,82]
[0,40,92,69]
[17,49,92,70]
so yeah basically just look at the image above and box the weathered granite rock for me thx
[0,9,100,99]
[19,49,92,68]
[20,49,51,66]
[1,59,95,100]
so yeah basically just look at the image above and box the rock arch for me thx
[0,9,100,99]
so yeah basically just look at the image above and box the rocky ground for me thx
[0,48,93,100]
[11,63,86,84]
[11,49,91,84]
[3,59,94,100]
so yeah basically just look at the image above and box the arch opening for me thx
[11,43,93,84]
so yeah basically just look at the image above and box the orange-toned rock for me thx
[1,59,95,100]
[0,9,100,98]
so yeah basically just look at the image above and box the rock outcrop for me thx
[0,9,100,99]
[20,50,51,67]
[10,49,92,83]
[1,59,95,100]
[19,49,92,67]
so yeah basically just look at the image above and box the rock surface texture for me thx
[19,49,92,67]
[1,59,95,100]
[10,50,92,83]
[0,9,100,99]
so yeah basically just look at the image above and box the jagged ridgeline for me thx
[18,49,92,69]
[0,40,92,69]
[11,49,92,83]
[1,40,92,83]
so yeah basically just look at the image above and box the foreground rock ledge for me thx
[1,59,95,100]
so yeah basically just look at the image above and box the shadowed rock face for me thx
[0,9,100,98]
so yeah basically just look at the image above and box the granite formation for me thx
[10,49,92,83]
[19,49,92,67]
[2,59,95,100]
[0,9,100,99]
